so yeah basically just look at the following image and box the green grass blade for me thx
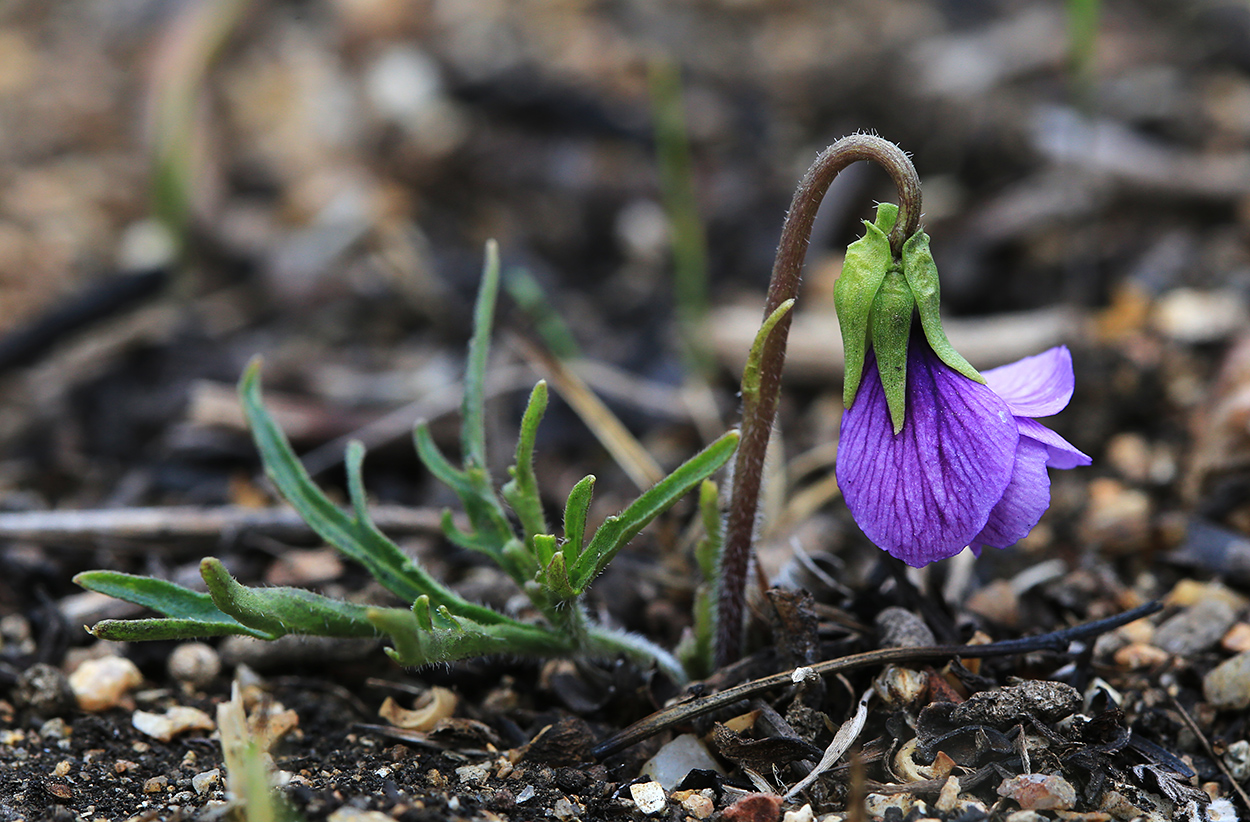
[463,240,500,472]
[571,430,739,591]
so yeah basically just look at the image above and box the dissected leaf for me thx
[73,571,274,640]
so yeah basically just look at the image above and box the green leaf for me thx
[463,240,500,472]
[502,381,550,544]
[73,570,275,640]
[562,475,595,564]
[742,299,795,406]
[901,231,983,385]
[869,268,916,433]
[570,430,739,592]
[200,558,379,638]
[241,363,510,627]
[835,204,897,408]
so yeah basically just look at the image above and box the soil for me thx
[3,1,1250,821]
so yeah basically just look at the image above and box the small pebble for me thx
[640,733,724,790]
[455,764,488,786]
[1114,642,1170,670]
[69,656,143,712]
[936,777,961,812]
[672,789,715,819]
[168,643,221,688]
[1223,740,1250,782]
[1204,651,1250,710]
[327,809,395,822]
[1078,478,1151,554]
[1154,599,1236,655]
[39,717,70,740]
[722,793,783,822]
[783,805,816,822]
[551,796,582,820]
[144,776,168,794]
[191,769,220,795]
[132,706,215,742]
[998,773,1077,810]
[13,663,75,715]
[1223,623,1250,653]
[629,780,667,816]
[876,607,936,647]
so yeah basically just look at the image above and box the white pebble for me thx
[69,656,143,712]
[629,781,667,816]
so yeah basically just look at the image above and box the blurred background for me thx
[1,0,1250,625]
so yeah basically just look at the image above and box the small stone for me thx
[1114,642,1170,670]
[132,706,215,742]
[1204,651,1250,710]
[965,580,1021,628]
[1224,623,1250,653]
[114,760,138,774]
[455,764,488,786]
[167,643,221,688]
[43,781,72,801]
[876,607,936,647]
[1155,599,1237,655]
[1208,798,1238,822]
[1006,811,1048,822]
[1055,812,1111,822]
[143,776,168,793]
[551,795,582,820]
[191,768,220,795]
[327,810,395,822]
[1223,740,1250,782]
[864,794,918,819]
[783,805,816,822]
[936,776,961,812]
[1078,478,1152,554]
[673,789,715,819]
[1152,288,1249,344]
[69,656,143,712]
[873,666,928,708]
[629,780,667,816]
[722,793,783,822]
[39,717,70,740]
[640,733,724,790]
[51,759,72,777]
[13,663,74,715]
[998,773,1077,810]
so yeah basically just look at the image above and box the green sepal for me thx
[835,204,898,408]
[901,231,983,384]
[200,558,379,638]
[869,268,916,434]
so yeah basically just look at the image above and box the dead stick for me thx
[0,505,445,546]
[593,601,1162,759]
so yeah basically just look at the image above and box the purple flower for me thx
[835,335,1090,567]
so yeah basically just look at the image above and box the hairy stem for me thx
[715,135,922,666]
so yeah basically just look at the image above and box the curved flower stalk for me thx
[715,134,1090,664]
[837,339,1090,567]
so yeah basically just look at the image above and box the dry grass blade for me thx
[784,689,872,800]
[511,335,664,490]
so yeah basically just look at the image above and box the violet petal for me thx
[838,342,1019,567]
[982,346,1075,418]
[972,436,1051,550]
[1016,417,1092,469]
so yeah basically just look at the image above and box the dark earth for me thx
[3,0,1250,820]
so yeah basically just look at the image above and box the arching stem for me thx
[715,135,922,666]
